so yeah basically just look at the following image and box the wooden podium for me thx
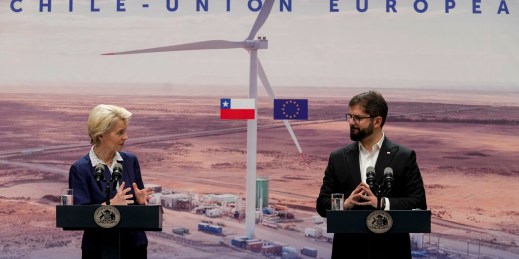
[56,205,163,258]
[327,210,431,234]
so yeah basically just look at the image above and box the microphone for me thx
[383,167,394,190]
[366,166,376,190]
[112,163,123,191]
[94,163,104,191]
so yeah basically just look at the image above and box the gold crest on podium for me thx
[94,205,121,228]
[366,210,393,234]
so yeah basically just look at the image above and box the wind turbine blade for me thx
[281,120,304,157]
[246,0,275,40]
[257,59,276,98]
[103,40,244,55]
[258,58,304,157]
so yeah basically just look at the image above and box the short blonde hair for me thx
[88,104,132,145]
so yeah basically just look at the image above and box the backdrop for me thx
[0,0,518,258]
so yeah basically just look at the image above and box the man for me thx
[316,91,427,259]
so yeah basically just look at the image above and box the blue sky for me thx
[0,0,517,91]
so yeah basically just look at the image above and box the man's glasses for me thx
[345,114,377,125]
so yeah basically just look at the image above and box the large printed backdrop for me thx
[0,0,518,258]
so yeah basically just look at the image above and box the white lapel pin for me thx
[387,151,391,155]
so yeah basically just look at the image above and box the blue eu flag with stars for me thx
[273,99,308,120]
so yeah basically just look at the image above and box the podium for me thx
[56,205,163,258]
[327,210,431,234]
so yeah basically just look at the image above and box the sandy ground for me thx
[0,89,518,258]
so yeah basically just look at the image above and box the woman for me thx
[68,104,153,259]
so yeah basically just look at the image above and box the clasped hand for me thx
[108,182,154,205]
[343,182,378,210]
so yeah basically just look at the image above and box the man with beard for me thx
[316,91,427,259]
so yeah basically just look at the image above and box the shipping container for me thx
[207,225,223,235]
[205,208,221,217]
[301,247,318,258]
[198,223,222,235]
[230,237,248,248]
[262,207,274,215]
[172,227,189,235]
[304,227,317,238]
[198,223,209,231]
[282,246,297,254]
[261,244,282,256]
[246,241,263,253]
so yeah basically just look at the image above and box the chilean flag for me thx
[220,98,256,120]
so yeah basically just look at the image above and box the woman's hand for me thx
[133,183,154,205]
[106,182,134,205]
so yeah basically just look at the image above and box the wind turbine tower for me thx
[103,0,302,238]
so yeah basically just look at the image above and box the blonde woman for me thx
[69,104,153,259]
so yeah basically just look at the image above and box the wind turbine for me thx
[103,0,303,238]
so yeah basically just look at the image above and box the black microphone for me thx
[383,167,394,190]
[366,166,376,190]
[112,163,123,191]
[94,163,104,191]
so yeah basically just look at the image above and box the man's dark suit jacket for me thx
[316,138,427,259]
[68,151,148,251]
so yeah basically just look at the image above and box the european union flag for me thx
[274,99,308,120]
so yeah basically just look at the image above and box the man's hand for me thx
[344,182,378,209]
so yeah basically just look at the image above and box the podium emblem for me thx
[366,210,393,234]
[94,205,121,228]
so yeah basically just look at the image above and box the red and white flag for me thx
[220,98,255,120]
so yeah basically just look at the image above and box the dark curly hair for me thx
[348,90,388,128]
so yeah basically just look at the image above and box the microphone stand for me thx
[376,187,382,210]
[98,178,117,205]
[105,180,111,205]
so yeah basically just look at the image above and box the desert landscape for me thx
[0,86,518,258]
